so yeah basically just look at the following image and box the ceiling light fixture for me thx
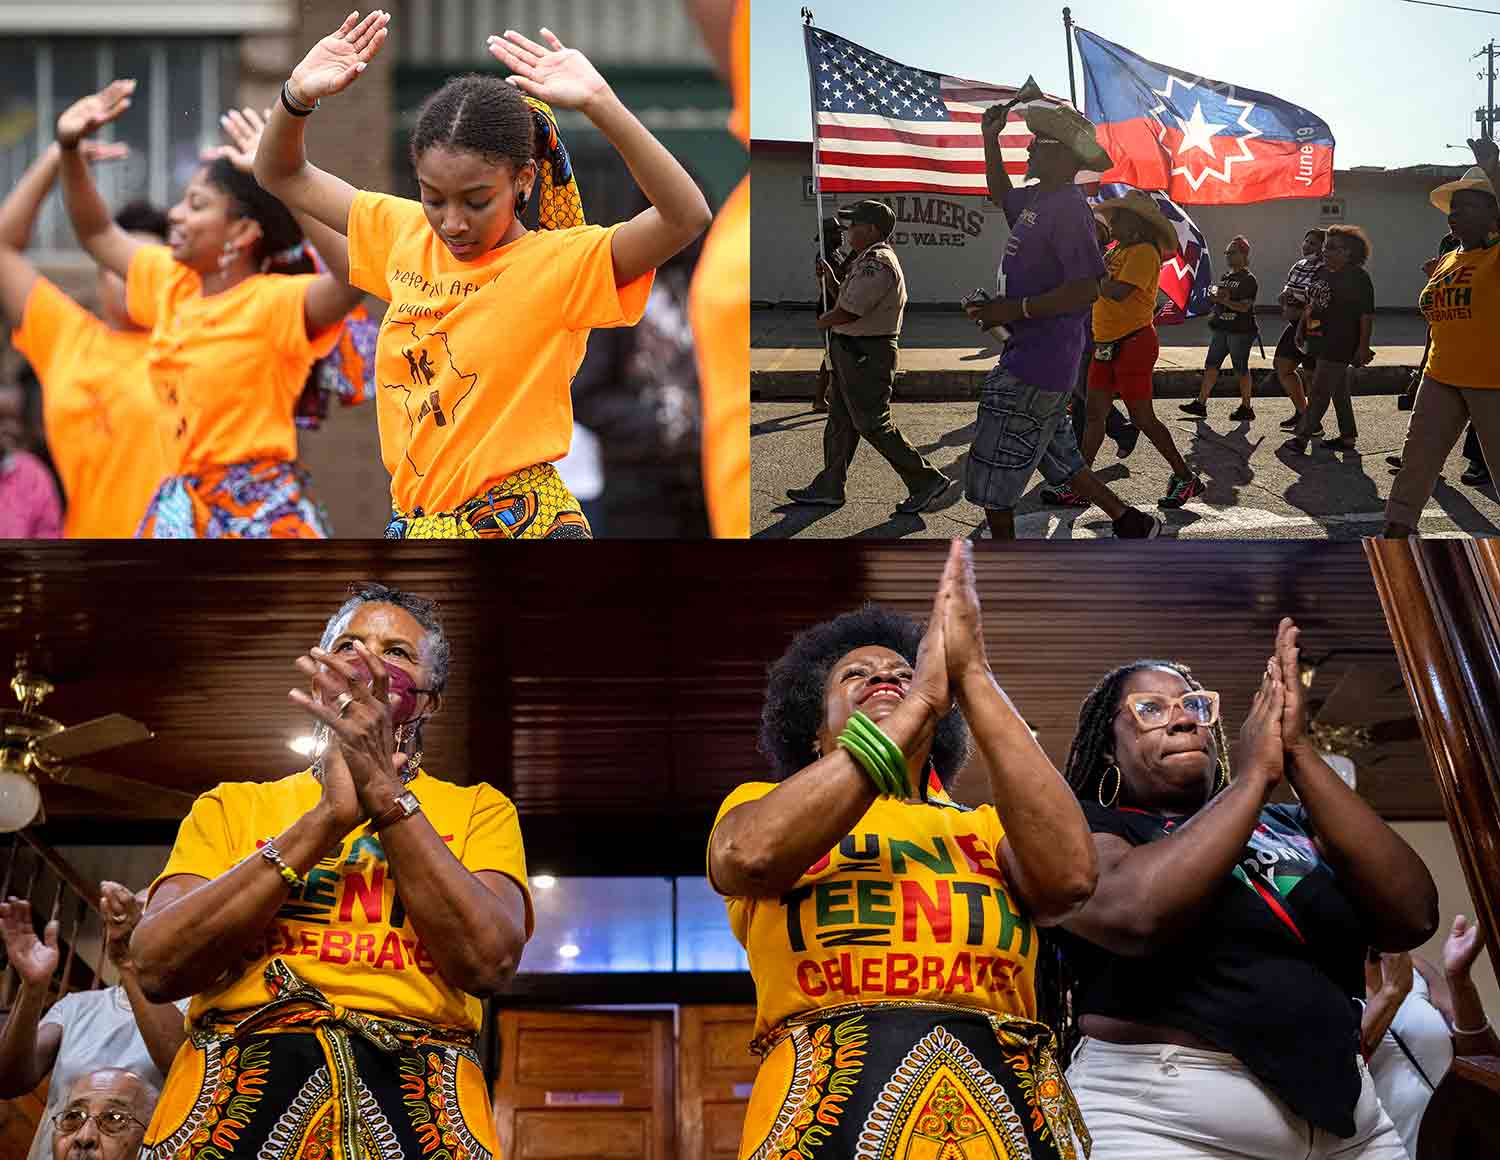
[557,943,580,959]
[532,874,557,889]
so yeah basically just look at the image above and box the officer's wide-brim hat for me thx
[835,199,896,232]
[1096,191,1179,255]
[1430,166,1498,215]
[1022,104,1113,172]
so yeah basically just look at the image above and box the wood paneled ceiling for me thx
[0,542,1437,874]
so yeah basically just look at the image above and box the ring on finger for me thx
[334,692,355,718]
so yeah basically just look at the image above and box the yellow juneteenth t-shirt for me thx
[1420,242,1500,389]
[1092,241,1162,342]
[151,768,532,1032]
[710,780,1039,1043]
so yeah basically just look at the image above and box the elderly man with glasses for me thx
[50,1068,157,1160]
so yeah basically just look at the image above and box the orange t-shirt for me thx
[690,176,749,539]
[125,245,341,475]
[346,192,654,515]
[11,278,164,537]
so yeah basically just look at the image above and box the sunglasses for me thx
[1115,690,1220,731]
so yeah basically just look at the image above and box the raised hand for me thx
[56,80,135,149]
[1469,137,1499,172]
[908,550,953,719]
[100,880,143,967]
[0,897,58,987]
[202,107,273,173]
[289,9,391,105]
[1442,913,1486,980]
[290,642,407,818]
[940,539,989,681]
[487,28,609,113]
[1236,656,1285,792]
[1274,617,1309,753]
[78,141,130,164]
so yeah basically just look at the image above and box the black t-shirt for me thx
[1305,265,1376,363]
[1209,268,1259,333]
[1057,802,1369,1137]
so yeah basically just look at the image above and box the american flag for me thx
[804,25,1087,195]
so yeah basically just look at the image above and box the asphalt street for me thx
[752,395,1500,540]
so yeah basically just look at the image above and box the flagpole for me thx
[1062,7,1078,107]
[802,8,833,392]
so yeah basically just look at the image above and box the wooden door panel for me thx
[495,1010,673,1160]
[678,1005,758,1160]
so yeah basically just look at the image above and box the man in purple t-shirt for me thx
[962,99,1160,539]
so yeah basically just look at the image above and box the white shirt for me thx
[1368,971,1455,1160]
[27,987,187,1160]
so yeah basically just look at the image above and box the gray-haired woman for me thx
[130,583,531,1160]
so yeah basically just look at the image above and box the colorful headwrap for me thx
[525,97,585,230]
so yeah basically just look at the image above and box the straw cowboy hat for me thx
[1429,166,1498,214]
[1095,190,1179,255]
[1023,104,1113,172]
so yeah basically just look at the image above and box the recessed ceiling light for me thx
[558,943,580,959]
[533,874,557,889]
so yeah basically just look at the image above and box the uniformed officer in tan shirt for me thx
[788,200,951,514]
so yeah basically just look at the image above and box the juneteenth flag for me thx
[803,24,1093,195]
[1093,184,1215,324]
[1076,28,1335,204]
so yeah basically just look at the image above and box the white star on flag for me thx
[1175,101,1228,158]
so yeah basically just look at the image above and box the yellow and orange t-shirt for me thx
[691,0,750,540]
[151,768,533,1032]
[345,192,654,515]
[1420,242,1500,389]
[711,781,1039,1043]
[125,245,341,475]
[1092,241,1161,342]
[11,278,164,536]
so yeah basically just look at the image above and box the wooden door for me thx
[678,1005,758,1160]
[493,1009,674,1160]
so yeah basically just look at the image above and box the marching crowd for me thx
[787,98,1500,538]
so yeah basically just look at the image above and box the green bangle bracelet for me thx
[836,732,895,795]
[838,711,909,796]
[846,711,908,779]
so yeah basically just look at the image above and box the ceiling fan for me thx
[0,657,195,831]
[1299,650,1427,791]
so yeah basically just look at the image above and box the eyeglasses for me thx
[1115,690,1220,730]
[53,1108,146,1137]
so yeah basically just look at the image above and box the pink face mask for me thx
[341,655,432,724]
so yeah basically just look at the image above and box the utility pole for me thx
[1474,39,1498,139]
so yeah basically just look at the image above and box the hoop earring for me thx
[1098,763,1121,808]
[218,241,237,273]
[515,188,530,215]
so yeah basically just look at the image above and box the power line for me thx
[1399,0,1500,14]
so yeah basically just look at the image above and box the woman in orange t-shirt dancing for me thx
[53,81,370,538]
[256,10,711,539]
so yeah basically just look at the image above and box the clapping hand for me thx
[1469,137,1499,172]
[0,897,58,988]
[100,880,143,968]
[487,29,610,113]
[291,642,407,818]
[940,540,989,683]
[1237,656,1286,792]
[289,9,391,106]
[56,80,135,149]
[1274,617,1309,754]
[1442,913,1486,981]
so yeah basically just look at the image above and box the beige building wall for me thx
[752,145,1462,316]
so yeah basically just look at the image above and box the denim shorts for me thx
[1205,328,1254,375]
[965,367,1084,510]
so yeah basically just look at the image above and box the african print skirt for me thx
[137,458,330,539]
[141,962,495,1160]
[739,1001,1090,1160]
[385,463,591,540]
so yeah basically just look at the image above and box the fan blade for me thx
[1315,663,1404,728]
[44,766,196,815]
[34,715,152,762]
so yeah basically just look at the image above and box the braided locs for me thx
[1038,659,1233,1065]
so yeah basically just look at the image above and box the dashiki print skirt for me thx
[137,458,331,539]
[739,1000,1091,1160]
[385,463,591,540]
[141,961,496,1160]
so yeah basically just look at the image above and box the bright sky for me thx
[752,0,1500,169]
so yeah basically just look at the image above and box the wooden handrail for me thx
[16,832,101,919]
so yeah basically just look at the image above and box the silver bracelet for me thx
[1452,1016,1491,1036]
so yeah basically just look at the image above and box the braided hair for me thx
[203,159,314,275]
[759,604,971,784]
[411,73,535,175]
[1038,659,1233,1064]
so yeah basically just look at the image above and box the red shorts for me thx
[1087,327,1159,401]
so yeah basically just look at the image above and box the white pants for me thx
[1066,1038,1410,1160]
